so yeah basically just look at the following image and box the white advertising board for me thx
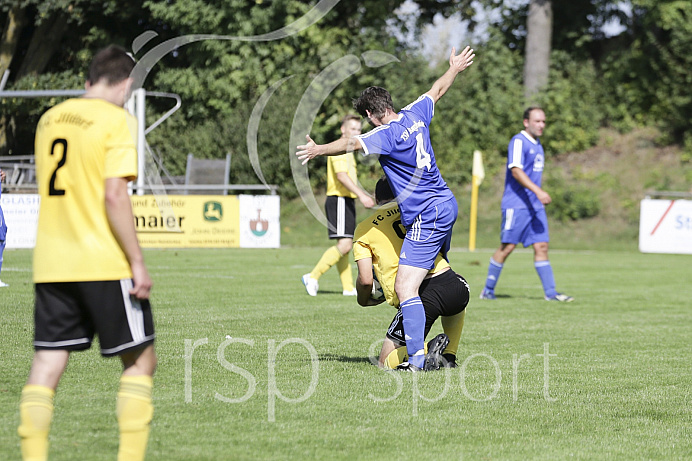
[639,199,692,254]
[1,194,40,249]
[238,194,280,248]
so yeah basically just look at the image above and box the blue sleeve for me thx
[507,136,524,169]
[356,126,393,157]
[402,94,434,126]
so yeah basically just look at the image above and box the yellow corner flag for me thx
[469,150,484,251]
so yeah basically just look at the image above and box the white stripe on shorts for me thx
[504,208,514,231]
[120,279,145,344]
[411,215,421,241]
[337,196,345,236]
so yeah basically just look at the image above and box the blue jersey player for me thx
[480,107,574,302]
[297,46,475,370]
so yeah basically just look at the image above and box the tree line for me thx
[1,0,690,197]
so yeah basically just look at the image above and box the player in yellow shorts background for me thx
[19,45,156,461]
[353,176,470,370]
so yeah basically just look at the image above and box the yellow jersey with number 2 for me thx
[33,98,138,283]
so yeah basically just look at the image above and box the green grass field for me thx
[1,247,690,460]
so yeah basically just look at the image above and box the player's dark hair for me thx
[375,176,395,204]
[353,87,394,121]
[523,106,543,121]
[88,45,135,86]
[340,114,360,126]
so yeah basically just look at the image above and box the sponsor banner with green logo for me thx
[132,195,240,248]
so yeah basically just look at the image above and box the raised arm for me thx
[425,46,475,104]
[296,135,363,165]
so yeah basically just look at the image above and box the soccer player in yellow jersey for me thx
[353,176,469,371]
[19,45,156,461]
[302,115,375,296]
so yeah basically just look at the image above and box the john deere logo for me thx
[203,201,223,222]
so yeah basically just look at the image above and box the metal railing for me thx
[644,190,692,199]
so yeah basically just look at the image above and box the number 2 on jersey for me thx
[49,138,67,196]
[415,132,431,171]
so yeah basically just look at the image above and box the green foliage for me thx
[601,0,692,144]
[536,50,601,155]
[0,71,84,154]
[427,32,525,185]
[544,170,601,222]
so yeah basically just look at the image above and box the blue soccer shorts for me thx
[500,208,550,247]
[400,197,458,270]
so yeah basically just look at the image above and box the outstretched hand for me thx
[296,134,317,165]
[449,46,475,74]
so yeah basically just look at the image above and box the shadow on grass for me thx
[319,353,376,365]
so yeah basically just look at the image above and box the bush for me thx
[536,50,601,155]
[544,173,601,222]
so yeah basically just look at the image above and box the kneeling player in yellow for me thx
[353,176,470,371]
[19,45,155,461]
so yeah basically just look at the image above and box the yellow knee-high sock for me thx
[441,310,466,356]
[336,254,354,291]
[310,246,343,280]
[18,385,55,461]
[117,375,154,461]
[383,346,409,370]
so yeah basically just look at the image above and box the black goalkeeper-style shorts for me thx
[34,280,155,357]
[325,195,356,239]
[386,269,470,346]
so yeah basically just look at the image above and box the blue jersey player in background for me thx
[297,45,475,371]
[480,107,574,302]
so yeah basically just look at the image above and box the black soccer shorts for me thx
[386,269,470,346]
[34,279,155,357]
[325,195,356,239]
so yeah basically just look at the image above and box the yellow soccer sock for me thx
[383,343,432,369]
[383,346,409,370]
[310,246,343,280]
[117,375,154,461]
[441,310,466,357]
[18,384,55,461]
[336,254,354,291]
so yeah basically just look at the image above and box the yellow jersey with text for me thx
[33,98,138,282]
[326,152,358,198]
[353,202,449,307]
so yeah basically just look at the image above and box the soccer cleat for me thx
[441,353,457,368]
[0,280,8,288]
[395,362,422,372]
[545,293,574,302]
[301,274,318,296]
[424,334,450,371]
[479,288,496,300]
[342,288,357,296]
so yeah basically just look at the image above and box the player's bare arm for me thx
[511,167,552,205]
[296,135,362,165]
[105,177,153,299]
[425,46,475,104]
[336,172,375,208]
[355,257,384,307]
